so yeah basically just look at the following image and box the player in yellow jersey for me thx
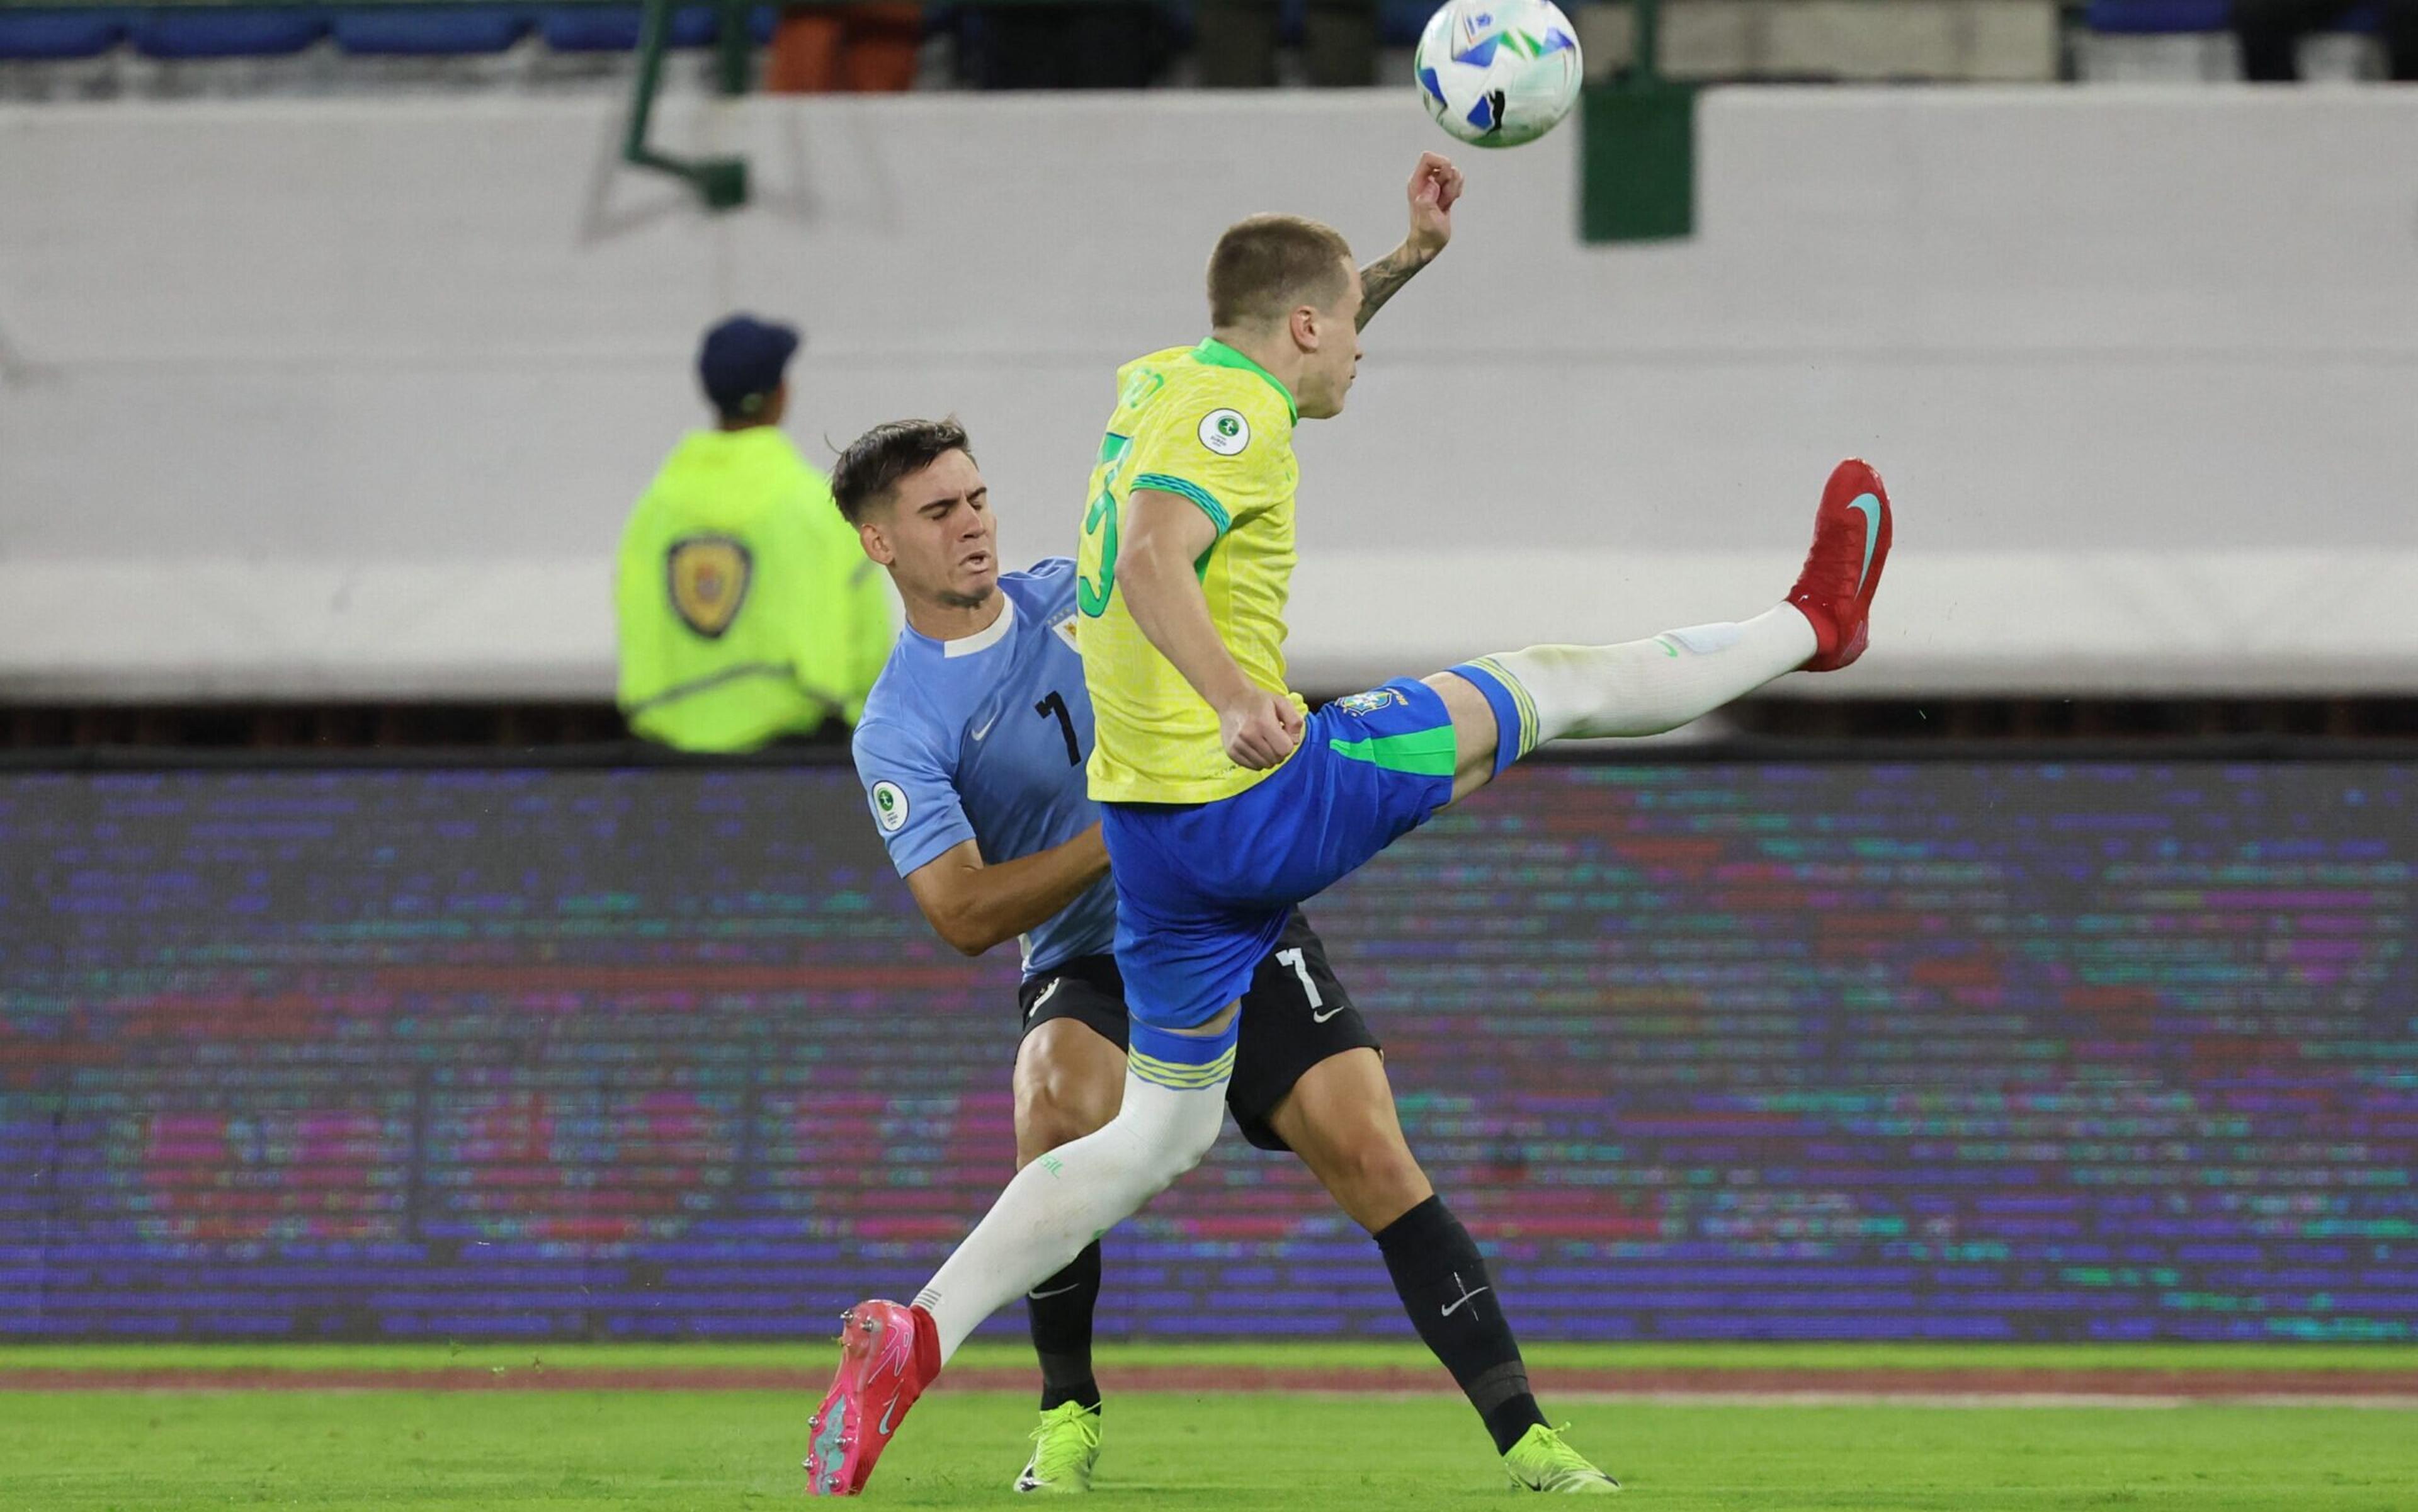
[1076,334,1305,804]
[809,153,1892,1497]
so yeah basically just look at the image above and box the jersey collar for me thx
[938,591,1016,658]
[1192,338,1298,423]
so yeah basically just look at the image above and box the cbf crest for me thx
[1332,688,1404,717]
[667,535,752,639]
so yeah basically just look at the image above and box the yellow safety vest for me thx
[614,428,894,752]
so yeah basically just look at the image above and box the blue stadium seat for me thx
[1276,0,1432,47]
[331,6,530,54]
[2083,0,2231,29]
[1379,0,1429,47]
[1150,0,1428,52]
[2087,0,2376,31]
[1151,0,1193,48]
[133,7,328,57]
[0,9,127,59]
[536,4,723,50]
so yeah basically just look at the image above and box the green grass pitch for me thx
[6,1344,2414,1511]
[7,1340,2410,1373]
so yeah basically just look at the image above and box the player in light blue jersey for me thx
[849,549,1119,982]
[815,418,1613,1496]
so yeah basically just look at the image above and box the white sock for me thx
[912,1067,1227,1363]
[1470,605,1815,752]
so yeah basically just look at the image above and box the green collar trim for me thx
[1192,338,1297,423]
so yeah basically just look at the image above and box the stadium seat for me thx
[0,9,127,59]
[535,4,638,49]
[1378,0,1428,47]
[2085,0,2377,33]
[722,4,776,43]
[1152,0,1193,49]
[545,4,717,50]
[133,7,328,58]
[331,6,530,54]
[2082,0,2228,29]
[1269,0,1428,50]
[535,4,730,50]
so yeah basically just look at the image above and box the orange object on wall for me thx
[764,3,922,92]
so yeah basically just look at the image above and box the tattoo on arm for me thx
[1355,246,1429,331]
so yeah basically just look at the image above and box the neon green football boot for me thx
[1014,1402,1103,1494]
[1503,1423,1620,1493]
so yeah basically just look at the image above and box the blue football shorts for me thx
[1100,677,1463,1085]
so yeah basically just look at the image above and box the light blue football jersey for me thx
[851,558,1116,975]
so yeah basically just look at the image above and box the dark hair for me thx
[1206,213,1354,329]
[831,417,975,525]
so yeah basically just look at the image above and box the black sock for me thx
[1026,1239,1103,1412]
[1374,1195,1545,1456]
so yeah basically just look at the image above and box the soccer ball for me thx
[1413,0,1583,149]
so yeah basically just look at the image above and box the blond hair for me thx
[1206,213,1354,329]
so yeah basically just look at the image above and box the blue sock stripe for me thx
[1127,1018,1240,1084]
[1473,657,1540,754]
[1498,659,1541,750]
[1129,1045,1237,1089]
[1450,659,1533,776]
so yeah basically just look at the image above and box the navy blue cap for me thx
[698,314,800,419]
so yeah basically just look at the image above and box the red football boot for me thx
[803,1300,941,1496]
[1787,458,1894,672]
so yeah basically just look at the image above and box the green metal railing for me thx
[625,0,752,211]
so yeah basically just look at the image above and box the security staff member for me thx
[615,315,894,751]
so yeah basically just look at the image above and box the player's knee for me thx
[1014,1091,1099,1166]
[1014,1068,1116,1162]
[1167,1097,1222,1169]
[1013,1023,1125,1165]
[1317,1132,1434,1232]
[1147,1098,1222,1178]
[1115,1081,1223,1188]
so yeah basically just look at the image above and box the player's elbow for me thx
[929,905,1005,958]
[945,929,997,959]
[932,914,997,957]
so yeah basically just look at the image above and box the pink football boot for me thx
[804,1299,941,1496]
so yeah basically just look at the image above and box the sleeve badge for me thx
[1197,409,1251,457]
[870,780,910,833]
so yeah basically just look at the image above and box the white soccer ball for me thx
[1413,0,1583,149]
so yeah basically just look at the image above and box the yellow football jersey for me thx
[1077,338,1307,805]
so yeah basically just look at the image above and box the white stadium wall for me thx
[2,89,2415,700]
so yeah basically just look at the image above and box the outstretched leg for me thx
[919,1021,1234,1361]
[807,1009,1235,1498]
[1431,458,1893,803]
